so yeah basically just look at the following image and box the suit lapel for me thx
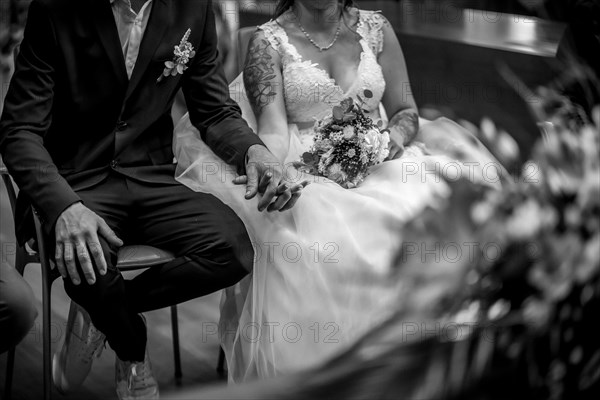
[90,0,128,87]
[124,0,171,102]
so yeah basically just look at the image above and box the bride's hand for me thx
[233,145,308,212]
[386,138,404,161]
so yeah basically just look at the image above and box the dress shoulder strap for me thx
[257,20,300,65]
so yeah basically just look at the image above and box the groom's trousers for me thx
[56,173,253,362]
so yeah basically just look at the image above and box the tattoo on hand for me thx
[389,110,419,146]
[244,31,277,113]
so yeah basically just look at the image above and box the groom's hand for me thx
[54,202,123,285]
[233,145,308,212]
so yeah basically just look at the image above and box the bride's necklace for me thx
[295,11,342,52]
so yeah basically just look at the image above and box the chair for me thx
[0,166,183,400]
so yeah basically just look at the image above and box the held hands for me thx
[54,202,123,285]
[386,131,405,160]
[233,144,309,212]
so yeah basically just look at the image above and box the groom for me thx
[0,0,300,398]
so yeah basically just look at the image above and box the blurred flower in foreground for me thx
[388,96,600,398]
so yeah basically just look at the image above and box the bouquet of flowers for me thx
[297,90,390,189]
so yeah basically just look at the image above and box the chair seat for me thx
[117,245,176,270]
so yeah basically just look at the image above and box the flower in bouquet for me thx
[297,90,390,188]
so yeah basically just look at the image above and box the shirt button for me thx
[110,160,118,168]
[116,121,128,131]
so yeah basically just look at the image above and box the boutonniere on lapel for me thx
[157,29,196,83]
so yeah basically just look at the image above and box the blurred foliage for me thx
[392,91,600,398]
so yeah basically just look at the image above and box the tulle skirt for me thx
[173,110,504,381]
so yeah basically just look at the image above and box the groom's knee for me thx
[189,223,253,287]
[64,266,123,307]
[196,206,255,274]
[230,226,254,273]
[214,225,254,275]
[63,237,122,304]
[224,217,254,272]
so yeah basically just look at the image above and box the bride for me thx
[174,0,502,382]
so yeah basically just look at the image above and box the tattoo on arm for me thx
[380,14,391,28]
[388,109,419,146]
[243,31,277,114]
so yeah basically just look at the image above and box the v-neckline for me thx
[275,10,367,96]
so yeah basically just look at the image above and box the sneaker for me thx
[52,301,105,393]
[115,348,159,400]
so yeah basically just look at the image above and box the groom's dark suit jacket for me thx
[0,0,263,244]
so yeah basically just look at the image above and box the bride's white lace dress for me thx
[174,10,499,382]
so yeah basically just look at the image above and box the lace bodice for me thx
[259,9,387,129]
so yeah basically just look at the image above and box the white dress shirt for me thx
[110,0,153,79]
